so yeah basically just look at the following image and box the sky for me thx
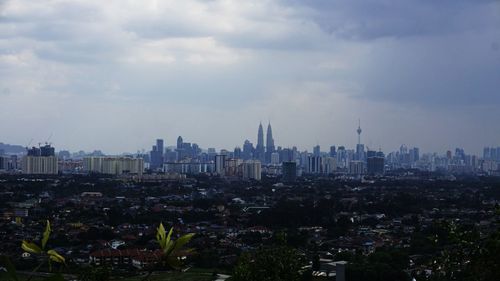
[0,0,499,155]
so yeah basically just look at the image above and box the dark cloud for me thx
[284,0,500,40]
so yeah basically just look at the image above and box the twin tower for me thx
[256,122,275,163]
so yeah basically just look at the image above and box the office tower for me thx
[367,153,385,175]
[323,157,336,174]
[256,123,265,163]
[313,145,320,157]
[192,143,201,158]
[242,140,254,160]
[176,136,183,149]
[336,146,347,169]
[242,160,261,180]
[307,155,323,174]
[225,158,243,177]
[149,139,164,170]
[271,152,280,165]
[280,148,293,162]
[349,161,364,176]
[329,146,336,157]
[282,161,297,182]
[265,122,275,163]
[83,156,144,175]
[215,154,226,175]
[367,150,377,158]
[22,145,58,175]
[234,147,242,159]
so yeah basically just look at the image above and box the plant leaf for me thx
[172,233,195,253]
[156,223,166,249]
[42,220,51,250]
[21,241,42,254]
[47,250,65,264]
[166,227,173,246]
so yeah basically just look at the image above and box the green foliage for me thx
[21,220,65,271]
[232,246,305,281]
[154,223,195,270]
[424,229,500,281]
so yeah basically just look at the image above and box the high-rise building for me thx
[271,152,280,165]
[349,160,364,176]
[256,123,265,163]
[307,155,323,174]
[176,136,183,149]
[83,156,144,175]
[242,160,261,180]
[356,144,365,162]
[234,147,242,159]
[313,145,321,157]
[22,145,58,175]
[323,157,337,174]
[265,123,275,164]
[40,144,55,157]
[282,161,297,182]
[215,154,226,175]
[149,139,164,170]
[242,140,254,160]
[329,146,336,157]
[367,154,385,175]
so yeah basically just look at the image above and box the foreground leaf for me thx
[172,233,195,252]
[47,250,65,264]
[21,241,42,254]
[42,220,51,250]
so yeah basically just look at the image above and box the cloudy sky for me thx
[1,0,499,154]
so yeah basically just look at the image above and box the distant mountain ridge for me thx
[0,142,26,154]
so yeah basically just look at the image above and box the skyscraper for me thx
[149,139,164,170]
[265,122,275,163]
[313,145,321,157]
[242,140,254,160]
[177,136,183,149]
[256,123,265,163]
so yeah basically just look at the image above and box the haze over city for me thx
[1,0,499,154]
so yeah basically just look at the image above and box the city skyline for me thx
[4,119,500,158]
[1,120,499,156]
[1,0,499,154]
